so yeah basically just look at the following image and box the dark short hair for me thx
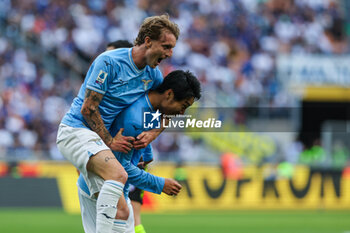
[107,40,133,49]
[135,14,180,46]
[155,70,201,101]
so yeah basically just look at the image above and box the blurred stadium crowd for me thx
[0,0,348,164]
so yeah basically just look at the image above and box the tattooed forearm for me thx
[84,89,102,105]
[81,89,113,145]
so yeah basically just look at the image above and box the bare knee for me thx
[108,170,128,184]
[97,166,128,184]
[87,151,128,184]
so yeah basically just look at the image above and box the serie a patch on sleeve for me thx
[96,70,108,84]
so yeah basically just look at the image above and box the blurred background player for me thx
[173,161,192,198]
[106,40,133,52]
[105,39,150,233]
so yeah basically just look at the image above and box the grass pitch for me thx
[0,208,349,233]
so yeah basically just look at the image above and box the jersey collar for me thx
[145,93,154,111]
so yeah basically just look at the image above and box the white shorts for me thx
[78,187,135,233]
[56,123,110,196]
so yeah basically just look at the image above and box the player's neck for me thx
[132,45,147,69]
[147,91,160,110]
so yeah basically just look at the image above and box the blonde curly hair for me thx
[134,14,180,46]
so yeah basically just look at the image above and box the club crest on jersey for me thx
[142,79,152,90]
[96,70,108,84]
[96,139,103,146]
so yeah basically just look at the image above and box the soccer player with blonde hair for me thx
[57,15,179,233]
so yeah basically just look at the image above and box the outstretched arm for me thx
[124,162,181,196]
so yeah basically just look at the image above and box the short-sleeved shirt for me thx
[61,48,163,130]
[78,93,164,197]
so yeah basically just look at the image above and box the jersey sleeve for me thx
[142,144,153,162]
[124,162,165,194]
[86,54,116,95]
[114,142,164,194]
[150,68,163,90]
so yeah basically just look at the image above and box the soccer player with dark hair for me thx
[77,70,201,233]
[57,15,180,233]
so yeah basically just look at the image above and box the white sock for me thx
[96,180,124,233]
[112,220,127,233]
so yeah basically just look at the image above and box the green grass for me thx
[0,208,349,233]
[142,210,350,233]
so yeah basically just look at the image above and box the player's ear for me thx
[144,36,152,49]
[166,89,174,101]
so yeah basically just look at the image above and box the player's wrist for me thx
[105,137,113,147]
[149,129,161,140]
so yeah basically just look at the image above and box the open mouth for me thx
[157,57,163,64]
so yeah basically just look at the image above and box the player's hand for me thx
[134,130,159,149]
[108,128,135,153]
[162,178,182,196]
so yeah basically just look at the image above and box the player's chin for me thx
[149,62,158,68]
[154,58,163,67]
[155,60,161,67]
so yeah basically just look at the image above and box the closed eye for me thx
[163,45,172,50]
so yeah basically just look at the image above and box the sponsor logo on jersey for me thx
[95,139,103,146]
[104,60,112,67]
[90,139,103,146]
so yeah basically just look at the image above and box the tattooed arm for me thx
[81,89,110,143]
[81,89,134,153]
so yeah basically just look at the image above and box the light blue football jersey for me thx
[61,48,163,130]
[78,93,164,197]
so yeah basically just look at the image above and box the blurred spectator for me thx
[331,141,349,169]
[220,152,244,180]
[173,161,193,198]
[299,140,327,166]
[0,0,348,162]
